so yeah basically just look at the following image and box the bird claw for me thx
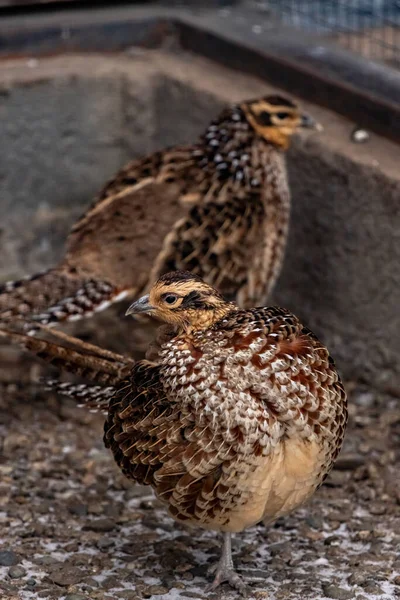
[206,564,249,596]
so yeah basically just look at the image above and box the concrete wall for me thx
[0,51,399,394]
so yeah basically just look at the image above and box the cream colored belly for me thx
[220,437,325,533]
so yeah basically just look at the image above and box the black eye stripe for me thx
[256,111,271,126]
[181,291,202,307]
[252,110,291,126]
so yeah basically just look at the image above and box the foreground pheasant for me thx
[0,95,320,327]
[0,272,347,592]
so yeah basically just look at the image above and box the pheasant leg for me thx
[206,533,247,594]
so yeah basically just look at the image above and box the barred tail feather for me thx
[0,268,73,320]
[0,269,51,294]
[31,279,129,326]
[44,379,115,411]
[0,327,133,385]
[0,267,127,326]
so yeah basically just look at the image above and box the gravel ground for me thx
[0,378,399,600]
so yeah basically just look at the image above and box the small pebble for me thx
[82,578,99,589]
[270,541,290,556]
[8,565,27,579]
[27,58,39,68]
[0,550,20,566]
[114,592,139,600]
[351,128,369,143]
[97,536,114,550]
[34,555,59,566]
[143,585,169,596]
[361,580,383,594]
[65,595,87,600]
[369,503,386,515]
[348,572,366,586]
[305,515,323,529]
[68,502,88,517]
[322,583,355,599]
[83,518,116,532]
[50,566,84,586]
[355,530,371,541]
[324,535,341,546]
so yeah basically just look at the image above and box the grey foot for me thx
[206,563,249,595]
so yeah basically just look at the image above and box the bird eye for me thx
[164,294,178,305]
[276,112,289,120]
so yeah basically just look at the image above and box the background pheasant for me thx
[0,95,320,329]
[0,271,347,592]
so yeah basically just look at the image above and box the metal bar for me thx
[0,4,399,143]
[177,18,400,143]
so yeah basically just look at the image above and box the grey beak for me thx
[125,294,153,316]
[301,113,324,131]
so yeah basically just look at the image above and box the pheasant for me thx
[0,271,347,593]
[0,95,321,329]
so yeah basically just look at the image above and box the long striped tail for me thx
[0,323,133,385]
[0,267,126,327]
[44,379,115,411]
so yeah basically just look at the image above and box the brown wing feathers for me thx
[0,175,191,326]
[103,362,221,516]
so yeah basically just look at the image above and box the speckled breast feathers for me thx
[106,304,347,533]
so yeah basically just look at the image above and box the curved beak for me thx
[301,113,323,131]
[125,294,153,317]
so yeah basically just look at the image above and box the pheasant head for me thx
[126,271,236,331]
[241,94,322,149]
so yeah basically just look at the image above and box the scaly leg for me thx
[206,532,248,595]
